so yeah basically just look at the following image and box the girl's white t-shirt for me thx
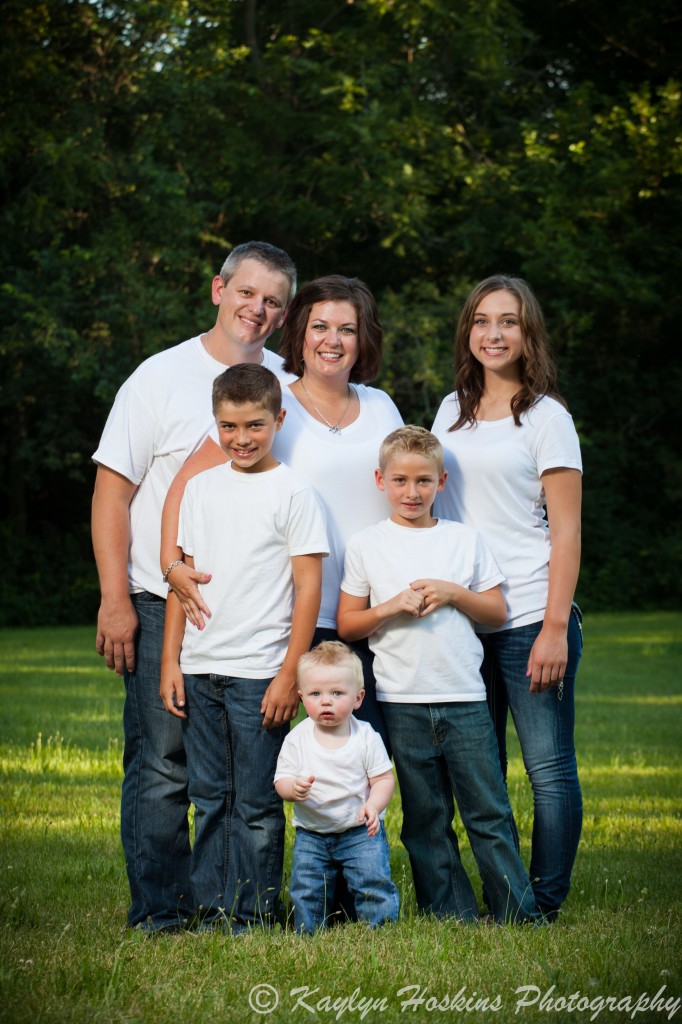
[432,393,582,631]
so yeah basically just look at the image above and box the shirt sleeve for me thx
[340,533,371,597]
[92,374,159,485]
[470,529,506,594]
[285,485,329,557]
[364,728,393,779]
[274,730,301,783]
[533,411,583,477]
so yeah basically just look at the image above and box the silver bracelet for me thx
[162,559,183,584]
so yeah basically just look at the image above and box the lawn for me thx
[0,613,680,1024]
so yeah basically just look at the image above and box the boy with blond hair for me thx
[275,640,399,932]
[160,364,328,932]
[337,425,539,924]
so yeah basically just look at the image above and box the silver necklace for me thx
[299,379,353,434]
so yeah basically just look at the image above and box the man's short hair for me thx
[379,425,444,476]
[220,241,297,304]
[212,363,282,417]
[297,640,364,692]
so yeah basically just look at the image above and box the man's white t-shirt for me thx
[432,394,582,631]
[274,716,392,833]
[341,519,505,702]
[272,385,403,628]
[92,336,295,598]
[178,462,328,678]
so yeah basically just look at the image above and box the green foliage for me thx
[0,0,680,622]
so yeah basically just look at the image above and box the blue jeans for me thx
[480,605,583,918]
[382,701,539,924]
[121,592,192,931]
[181,673,288,930]
[290,824,399,933]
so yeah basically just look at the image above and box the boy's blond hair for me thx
[379,425,444,476]
[297,641,364,692]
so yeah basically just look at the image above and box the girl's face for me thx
[469,289,525,378]
[302,300,359,382]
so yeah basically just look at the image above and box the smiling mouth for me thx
[232,447,257,458]
[482,347,508,355]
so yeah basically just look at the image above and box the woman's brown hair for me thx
[279,275,383,383]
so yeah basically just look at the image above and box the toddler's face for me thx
[298,665,364,730]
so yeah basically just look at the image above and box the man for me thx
[91,241,297,932]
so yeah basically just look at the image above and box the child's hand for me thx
[410,578,454,616]
[386,587,424,619]
[358,802,380,836]
[160,664,187,719]
[292,776,315,801]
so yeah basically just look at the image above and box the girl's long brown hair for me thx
[449,275,564,430]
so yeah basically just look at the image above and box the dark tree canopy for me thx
[1,0,680,623]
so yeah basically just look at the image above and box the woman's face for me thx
[468,289,525,376]
[302,300,359,382]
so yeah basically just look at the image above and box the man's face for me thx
[212,258,290,351]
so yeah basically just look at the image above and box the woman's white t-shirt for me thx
[273,385,403,629]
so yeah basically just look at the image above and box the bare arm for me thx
[336,588,423,642]
[527,468,582,692]
[160,436,227,629]
[360,769,395,836]
[410,579,507,628]
[159,559,194,719]
[261,553,323,729]
[91,465,139,675]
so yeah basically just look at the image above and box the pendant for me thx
[329,425,342,435]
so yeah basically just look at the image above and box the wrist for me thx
[162,559,184,584]
[542,613,570,631]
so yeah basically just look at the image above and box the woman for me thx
[161,275,402,743]
[431,275,583,921]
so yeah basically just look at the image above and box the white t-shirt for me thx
[272,385,403,628]
[431,393,582,632]
[92,336,295,598]
[274,716,392,833]
[177,462,328,677]
[341,518,504,702]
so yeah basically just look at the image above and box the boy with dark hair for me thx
[160,364,328,932]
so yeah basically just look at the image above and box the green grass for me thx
[0,614,680,1024]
